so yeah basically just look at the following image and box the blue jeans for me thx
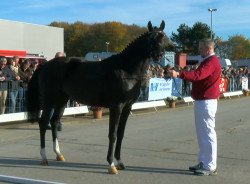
[7,90,18,113]
[16,87,27,112]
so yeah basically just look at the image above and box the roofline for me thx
[0,19,63,30]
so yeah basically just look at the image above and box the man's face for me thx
[199,44,210,58]
[0,62,6,69]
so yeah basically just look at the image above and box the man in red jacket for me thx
[170,38,221,176]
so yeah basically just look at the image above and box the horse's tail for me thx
[26,67,41,122]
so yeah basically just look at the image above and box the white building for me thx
[234,59,250,69]
[0,19,64,60]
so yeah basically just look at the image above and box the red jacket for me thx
[179,55,221,100]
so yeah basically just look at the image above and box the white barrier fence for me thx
[0,90,246,124]
[0,106,89,124]
[222,91,243,98]
[131,100,166,111]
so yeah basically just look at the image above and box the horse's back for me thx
[63,57,140,107]
[62,59,115,105]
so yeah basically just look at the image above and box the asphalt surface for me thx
[0,96,249,184]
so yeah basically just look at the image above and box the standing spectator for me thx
[6,59,21,113]
[223,66,230,92]
[17,59,32,112]
[236,68,243,90]
[10,57,19,75]
[170,39,221,176]
[13,56,22,111]
[163,64,172,78]
[158,68,165,78]
[0,58,11,114]
[30,59,39,74]
[155,65,161,77]
[140,64,151,101]
[226,66,235,92]
[243,66,249,77]
[13,56,20,67]
[150,65,157,78]
[182,66,192,96]
[231,68,237,91]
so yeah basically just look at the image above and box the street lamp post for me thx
[105,42,110,53]
[208,8,217,39]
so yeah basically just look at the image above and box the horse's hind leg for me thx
[39,107,53,165]
[107,106,121,174]
[50,106,66,162]
[115,106,131,170]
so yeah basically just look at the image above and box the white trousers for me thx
[194,99,217,170]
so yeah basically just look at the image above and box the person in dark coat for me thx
[17,59,32,112]
[6,59,21,113]
[0,58,14,114]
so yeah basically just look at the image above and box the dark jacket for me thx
[0,66,15,91]
[18,67,32,88]
[6,66,20,91]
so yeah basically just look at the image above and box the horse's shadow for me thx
[0,157,193,175]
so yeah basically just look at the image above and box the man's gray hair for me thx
[199,38,215,48]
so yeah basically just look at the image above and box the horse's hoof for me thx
[116,163,126,170]
[41,159,48,166]
[56,155,65,161]
[108,166,118,174]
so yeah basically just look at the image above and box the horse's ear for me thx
[148,21,153,32]
[159,20,165,31]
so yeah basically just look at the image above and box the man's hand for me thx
[169,70,179,78]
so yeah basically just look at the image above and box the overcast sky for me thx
[0,0,249,40]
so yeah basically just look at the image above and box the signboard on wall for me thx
[148,78,172,101]
[242,77,248,90]
[219,77,227,93]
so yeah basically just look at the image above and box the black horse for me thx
[26,21,166,174]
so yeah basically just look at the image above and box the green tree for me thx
[215,37,232,59]
[228,35,250,60]
[171,22,211,55]
[215,35,250,60]
[49,21,147,57]
[171,24,191,53]
[189,22,211,54]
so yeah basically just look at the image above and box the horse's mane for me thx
[119,31,149,56]
[67,27,157,68]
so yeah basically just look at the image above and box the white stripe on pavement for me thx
[0,174,66,184]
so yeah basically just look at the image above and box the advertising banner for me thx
[242,77,248,90]
[219,77,227,93]
[148,78,172,101]
[171,78,182,97]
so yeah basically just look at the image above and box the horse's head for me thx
[147,20,166,61]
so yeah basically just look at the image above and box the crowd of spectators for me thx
[221,66,249,91]
[0,56,44,114]
[0,56,249,113]
[139,63,249,101]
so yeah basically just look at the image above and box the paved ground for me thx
[0,96,249,184]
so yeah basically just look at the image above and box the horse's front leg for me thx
[115,106,131,170]
[51,107,65,162]
[107,106,121,174]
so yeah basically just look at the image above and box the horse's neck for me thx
[120,56,149,76]
[120,37,149,75]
